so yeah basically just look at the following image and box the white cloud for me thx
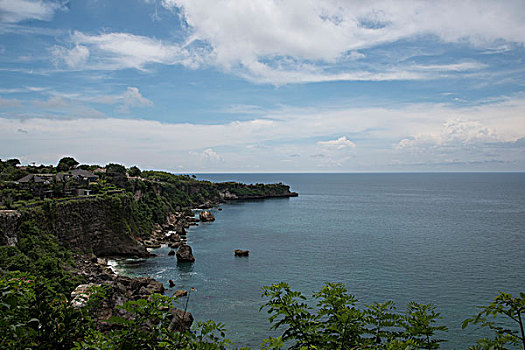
[201,148,221,161]
[397,118,502,148]
[2,94,524,171]
[52,31,201,71]
[0,0,65,23]
[51,45,90,68]
[157,0,525,83]
[318,136,356,150]
[410,62,488,72]
[118,87,153,113]
[46,1,523,83]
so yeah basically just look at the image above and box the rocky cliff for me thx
[0,195,149,258]
[53,196,149,257]
[0,210,20,246]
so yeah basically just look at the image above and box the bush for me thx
[261,282,448,349]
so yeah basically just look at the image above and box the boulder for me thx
[168,308,194,333]
[234,249,250,257]
[169,280,175,288]
[168,249,175,256]
[169,242,180,249]
[176,244,195,263]
[174,289,188,297]
[199,211,215,222]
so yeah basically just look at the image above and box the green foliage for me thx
[6,158,20,168]
[106,163,126,176]
[402,302,448,349]
[463,291,525,349]
[74,293,236,350]
[0,208,81,293]
[128,165,142,177]
[0,272,94,349]
[57,156,79,172]
[261,282,448,349]
[217,182,291,198]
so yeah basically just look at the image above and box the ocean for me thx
[113,173,525,349]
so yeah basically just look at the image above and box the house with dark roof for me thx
[15,169,98,199]
[71,169,98,181]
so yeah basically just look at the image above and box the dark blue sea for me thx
[114,173,525,349]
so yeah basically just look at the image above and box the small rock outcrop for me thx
[168,249,175,256]
[176,244,195,263]
[199,211,215,222]
[71,283,100,308]
[234,249,250,257]
[174,289,187,297]
[168,280,175,288]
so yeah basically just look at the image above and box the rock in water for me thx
[234,249,249,257]
[176,244,195,262]
[199,210,215,222]
[168,280,175,288]
[174,289,188,297]
[168,249,175,256]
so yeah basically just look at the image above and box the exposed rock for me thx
[176,244,195,263]
[197,201,214,209]
[71,283,100,308]
[199,211,215,222]
[70,270,192,333]
[168,308,194,333]
[218,207,222,211]
[174,289,187,297]
[234,249,250,257]
[219,190,238,200]
[53,197,149,258]
[169,241,180,249]
[168,249,175,256]
[168,280,175,288]
[0,210,21,246]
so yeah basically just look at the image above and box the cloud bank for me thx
[3,95,524,171]
[48,0,525,84]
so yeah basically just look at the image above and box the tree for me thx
[57,157,79,172]
[128,166,142,177]
[106,163,126,176]
[6,158,20,168]
[463,291,525,349]
[261,282,448,349]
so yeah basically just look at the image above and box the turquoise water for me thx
[116,173,525,349]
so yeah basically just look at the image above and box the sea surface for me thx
[114,173,525,349]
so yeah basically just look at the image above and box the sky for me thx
[1,0,524,172]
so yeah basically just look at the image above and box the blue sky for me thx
[1,0,524,172]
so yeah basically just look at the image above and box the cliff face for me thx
[0,196,148,258]
[54,196,148,257]
[0,210,21,246]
